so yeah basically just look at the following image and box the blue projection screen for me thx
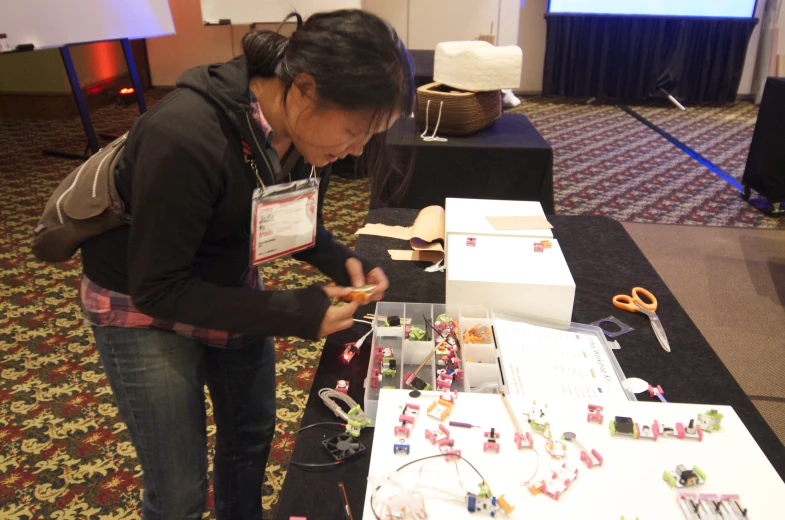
[548,1,757,18]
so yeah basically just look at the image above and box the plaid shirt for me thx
[81,94,278,348]
[80,272,260,349]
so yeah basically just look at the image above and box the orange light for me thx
[119,87,135,95]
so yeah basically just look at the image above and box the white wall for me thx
[148,0,521,87]
[518,0,548,93]
[147,0,286,87]
[738,0,767,95]
[148,0,781,93]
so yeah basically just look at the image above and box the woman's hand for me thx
[345,258,388,302]
[319,286,360,337]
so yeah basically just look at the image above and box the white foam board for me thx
[364,389,785,519]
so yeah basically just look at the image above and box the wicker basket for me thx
[416,82,501,136]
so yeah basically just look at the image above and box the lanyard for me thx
[241,137,315,189]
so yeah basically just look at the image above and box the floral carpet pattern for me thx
[0,89,780,519]
[508,98,783,229]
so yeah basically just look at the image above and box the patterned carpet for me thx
[0,89,781,519]
[0,90,369,519]
[628,100,759,183]
[508,97,783,229]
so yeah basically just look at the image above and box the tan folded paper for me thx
[485,215,553,231]
[356,205,445,256]
[388,250,444,262]
[356,204,552,262]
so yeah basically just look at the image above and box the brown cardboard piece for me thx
[356,205,445,260]
[388,250,444,262]
[485,215,553,231]
[355,207,552,262]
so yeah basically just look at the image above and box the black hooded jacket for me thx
[81,57,373,341]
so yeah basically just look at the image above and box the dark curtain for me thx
[543,14,758,103]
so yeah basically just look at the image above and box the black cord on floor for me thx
[282,421,350,469]
[294,421,346,435]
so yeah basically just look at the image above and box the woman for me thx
[79,9,414,519]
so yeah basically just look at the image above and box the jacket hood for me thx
[176,57,252,130]
[176,58,274,182]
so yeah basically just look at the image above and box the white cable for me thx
[420,99,431,138]
[469,383,500,394]
[423,101,448,142]
[355,328,373,348]
[318,388,370,425]
[353,319,373,326]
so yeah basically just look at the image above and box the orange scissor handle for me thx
[613,287,658,313]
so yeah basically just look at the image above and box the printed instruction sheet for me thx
[493,315,630,401]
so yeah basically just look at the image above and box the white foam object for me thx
[434,41,522,92]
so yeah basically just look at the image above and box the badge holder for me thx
[250,164,320,265]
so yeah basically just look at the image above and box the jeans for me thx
[92,326,276,520]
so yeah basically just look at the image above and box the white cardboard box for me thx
[446,233,576,326]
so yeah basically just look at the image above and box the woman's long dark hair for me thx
[242,9,415,206]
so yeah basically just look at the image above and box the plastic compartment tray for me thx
[362,303,633,423]
[363,303,498,422]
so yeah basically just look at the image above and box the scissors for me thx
[612,287,670,352]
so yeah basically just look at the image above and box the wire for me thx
[469,383,500,394]
[294,421,346,435]
[318,388,371,427]
[371,453,486,519]
[353,319,373,326]
[282,421,365,470]
[355,328,373,349]
[288,460,344,469]
[523,448,541,486]
[395,453,485,484]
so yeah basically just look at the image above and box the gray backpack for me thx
[32,134,130,263]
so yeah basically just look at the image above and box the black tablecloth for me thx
[380,115,554,213]
[275,210,785,519]
[742,77,785,202]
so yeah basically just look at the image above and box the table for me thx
[379,115,554,213]
[742,77,785,208]
[274,210,785,519]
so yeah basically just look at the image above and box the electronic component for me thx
[698,409,724,433]
[562,432,603,469]
[427,398,454,422]
[318,388,371,438]
[532,463,578,500]
[393,442,410,455]
[483,428,501,453]
[341,342,358,364]
[587,404,604,424]
[386,315,402,327]
[407,326,426,341]
[322,433,366,462]
[664,464,706,488]
[341,284,376,304]
[678,493,748,519]
[610,416,638,438]
[527,401,551,437]
[404,371,432,391]
[394,404,420,438]
[425,424,450,445]
[335,380,349,394]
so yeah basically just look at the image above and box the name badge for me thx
[251,177,319,265]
